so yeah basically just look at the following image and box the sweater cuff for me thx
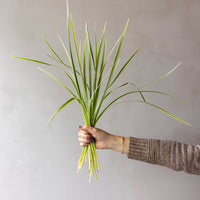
[127,136,149,162]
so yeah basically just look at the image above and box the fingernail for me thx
[78,126,82,128]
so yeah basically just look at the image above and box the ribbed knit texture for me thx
[127,137,200,175]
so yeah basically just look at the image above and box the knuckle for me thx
[85,139,89,143]
[92,127,96,134]
[82,125,88,129]
[80,130,87,135]
[86,135,90,140]
[78,132,81,137]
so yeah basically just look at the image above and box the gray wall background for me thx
[1,0,200,199]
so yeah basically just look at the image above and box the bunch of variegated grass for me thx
[11,1,192,180]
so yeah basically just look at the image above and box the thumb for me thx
[78,125,96,135]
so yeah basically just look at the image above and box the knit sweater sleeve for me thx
[127,137,200,175]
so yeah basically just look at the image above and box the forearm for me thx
[107,134,200,175]
[127,136,200,175]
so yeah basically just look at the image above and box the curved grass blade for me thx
[96,90,138,122]
[41,34,65,65]
[44,53,61,63]
[94,21,97,63]
[107,19,129,87]
[66,10,83,101]
[96,22,107,68]
[82,38,89,108]
[106,89,200,112]
[97,91,191,126]
[53,28,81,77]
[85,23,93,99]
[91,40,107,120]
[93,22,107,93]
[138,100,191,126]
[140,62,182,89]
[70,17,90,111]
[108,48,140,89]
[105,81,147,107]
[104,21,127,64]
[138,90,200,112]
[94,19,130,120]
[11,55,71,73]
[11,56,81,93]
[37,67,77,98]
[43,52,72,69]
[11,56,55,67]
[79,41,82,62]
[37,66,89,122]
[48,98,75,124]
[70,14,81,68]
[85,23,95,70]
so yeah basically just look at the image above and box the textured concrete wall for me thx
[0,0,200,199]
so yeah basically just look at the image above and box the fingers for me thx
[78,129,94,147]
[78,125,96,135]
[78,130,92,140]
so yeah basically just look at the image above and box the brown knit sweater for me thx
[127,137,200,175]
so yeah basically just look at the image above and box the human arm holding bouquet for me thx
[78,125,200,175]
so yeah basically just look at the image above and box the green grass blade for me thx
[67,8,83,101]
[138,90,200,111]
[108,48,140,88]
[70,14,81,68]
[85,23,93,99]
[104,19,129,66]
[11,55,71,73]
[43,52,72,70]
[12,55,81,92]
[104,34,121,65]
[93,19,130,120]
[11,55,55,66]
[96,90,138,122]
[106,19,129,88]
[83,38,89,106]
[85,24,95,70]
[70,15,90,111]
[97,22,107,68]
[90,39,107,124]
[53,29,81,77]
[106,89,199,112]
[140,62,182,89]
[37,66,89,123]
[92,23,107,113]
[94,21,97,63]
[106,81,146,104]
[93,22,98,98]
[79,41,82,62]
[48,98,75,124]
[41,34,65,65]
[97,91,191,126]
[141,101,191,126]
[37,67,77,98]
[44,53,61,63]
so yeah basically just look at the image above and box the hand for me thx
[78,125,111,149]
[77,125,130,154]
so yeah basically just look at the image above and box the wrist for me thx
[107,134,121,151]
[107,134,130,154]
